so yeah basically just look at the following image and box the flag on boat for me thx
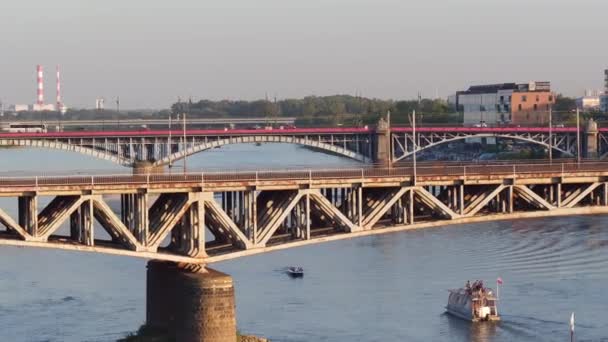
[497,277,503,285]
[570,312,575,332]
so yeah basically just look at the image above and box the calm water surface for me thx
[0,145,607,341]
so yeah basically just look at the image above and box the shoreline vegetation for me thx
[3,94,590,128]
[118,324,268,342]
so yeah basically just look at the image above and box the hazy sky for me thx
[1,0,607,109]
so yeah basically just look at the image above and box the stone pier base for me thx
[146,261,237,342]
[133,161,165,175]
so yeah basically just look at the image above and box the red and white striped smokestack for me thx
[56,65,61,109]
[36,65,44,105]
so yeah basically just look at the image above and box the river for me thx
[0,144,606,341]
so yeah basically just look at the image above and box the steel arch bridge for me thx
[0,128,375,167]
[390,128,579,162]
[0,126,605,167]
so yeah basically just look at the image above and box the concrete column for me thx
[146,261,237,342]
[508,186,514,213]
[459,184,464,215]
[81,199,94,246]
[374,117,390,166]
[584,119,599,159]
[133,161,165,175]
[408,189,414,224]
[18,195,38,237]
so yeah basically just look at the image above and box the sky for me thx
[1,0,607,109]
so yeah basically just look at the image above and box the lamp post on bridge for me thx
[576,108,581,164]
[549,107,552,162]
[168,114,173,168]
[387,110,392,169]
[411,110,417,183]
[182,111,187,174]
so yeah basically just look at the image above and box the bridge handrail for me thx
[1,161,608,189]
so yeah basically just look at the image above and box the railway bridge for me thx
[2,161,608,263]
[3,161,608,341]
[2,120,608,169]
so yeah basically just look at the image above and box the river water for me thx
[0,145,607,341]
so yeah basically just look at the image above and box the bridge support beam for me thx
[146,261,237,342]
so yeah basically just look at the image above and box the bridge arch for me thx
[393,133,575,162]
[153,135,372,167]
[2,139,133,166]
[1,136,372,168]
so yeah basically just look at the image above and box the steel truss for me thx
[1,177,607,262]
[391,131,578,162]
[0,133,373,166]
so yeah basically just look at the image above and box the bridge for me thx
[3,117,297,129]
[5,160,608,341]
[2,161,608,264]
[1,123,607,168]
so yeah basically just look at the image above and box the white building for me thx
[576,96,601,110]
[95,98,105,110]
[454,83,517,126]
[11,104,30,112]
[31,103,56,111]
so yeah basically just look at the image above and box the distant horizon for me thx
[3,87,597,112]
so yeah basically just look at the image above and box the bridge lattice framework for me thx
[1,162,608,263]
[2,126,607,167]
[0,131,375,167]
[390,129,585,162]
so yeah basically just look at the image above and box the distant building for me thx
[453,81,554,126]
[601,95,608,113]
[31,103,56,111]
[95,98,105,110]
[602,69,608,113]
[576,96,601,110]
[11,104,30,112]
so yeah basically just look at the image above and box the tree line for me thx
[3,94,595,127]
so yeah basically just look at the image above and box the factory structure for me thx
[9,65,67,114]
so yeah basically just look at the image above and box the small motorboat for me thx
[446,281,500,322]
[286,266,304,277]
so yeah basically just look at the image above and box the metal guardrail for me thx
[1,161,608,189]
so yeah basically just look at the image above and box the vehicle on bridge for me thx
[0,123,47,133]
[446,281,500,322]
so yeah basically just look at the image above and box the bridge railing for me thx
[1,161,608,189]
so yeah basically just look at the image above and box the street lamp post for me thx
[412,110,417,183]
[182,112,187,174]
[576,108,581,164]
[387,110,392,169]
[168,114,173,168]
[549,107,552,162]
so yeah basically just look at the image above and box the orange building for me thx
[510,91,555,125]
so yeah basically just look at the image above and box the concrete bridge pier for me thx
[585,119,599,159]
[146,261,237,342]
[133,161,165,175]
[374,117,390,166]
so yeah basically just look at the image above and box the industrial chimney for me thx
[56,65,62,110]
[36,65,44,105]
